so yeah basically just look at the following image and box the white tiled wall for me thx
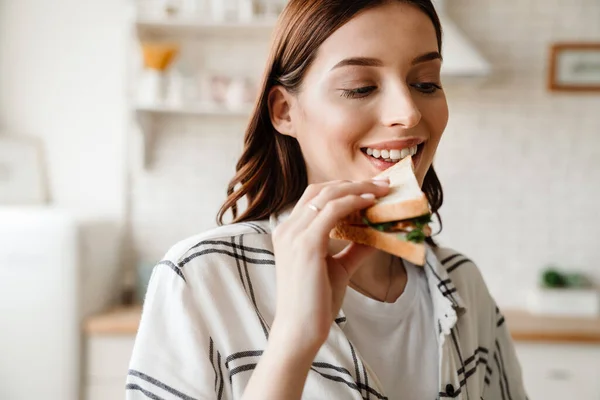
[437,79,600,307]
[130,0,600,308]
[131,116,247,258]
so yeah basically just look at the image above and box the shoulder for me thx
[433,246,493,307]
[434,247,478,276]
[156,220,274,283]
[164,221,271,261]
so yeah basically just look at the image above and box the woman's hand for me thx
[270,178,391,353]
[242,179,390,400]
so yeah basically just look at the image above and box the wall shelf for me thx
[136,17,277,37]
[131,11,274,169]
[135,103,252,117]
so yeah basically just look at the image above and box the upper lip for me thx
[361,138,425,150]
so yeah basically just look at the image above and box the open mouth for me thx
[361,143,424,164]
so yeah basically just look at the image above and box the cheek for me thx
[416,98,448,183]
[292,94,375,183]
[428,100,449,142]
[297,94,372,151]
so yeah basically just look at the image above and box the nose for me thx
[381,85,422,129]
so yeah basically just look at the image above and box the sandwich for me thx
[329,155,432,266]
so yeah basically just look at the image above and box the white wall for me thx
[0,0,130,315]
[128,0,600,310]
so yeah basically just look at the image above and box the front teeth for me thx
[389,149,401,159]
[366,145,418,161]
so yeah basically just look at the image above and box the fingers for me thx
[280,179,390,244]
[289,180,347,222]
[308,192,378,239]
[308,179,390,209]
[300,180,390,222]
[295,180,348,209]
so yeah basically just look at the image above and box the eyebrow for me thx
[412,51,443,65]
[330,51,443,70]
[331,57,383,70]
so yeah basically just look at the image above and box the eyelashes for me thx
[411,82,442,94]
[339,82,442,99]
[339,86,377,99]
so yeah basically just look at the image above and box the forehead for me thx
[313,2,439,70]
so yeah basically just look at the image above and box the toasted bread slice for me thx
[344,155,430,224]
[366,155,429,222]
[330,223,426,266]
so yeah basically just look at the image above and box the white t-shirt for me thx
[342,259,438,400]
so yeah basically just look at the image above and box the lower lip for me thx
[363,145,423,172]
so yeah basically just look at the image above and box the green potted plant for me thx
[526,266,599,317]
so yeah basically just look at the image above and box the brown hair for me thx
[217,0,444,244]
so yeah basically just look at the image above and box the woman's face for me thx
[275,2,448,185]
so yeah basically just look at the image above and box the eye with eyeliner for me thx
[338,86,377,99]
[411,82,443,94]
[339,82,442,99]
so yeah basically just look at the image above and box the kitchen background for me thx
[1,0,599,399]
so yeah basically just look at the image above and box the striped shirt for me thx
[126,209,529,400]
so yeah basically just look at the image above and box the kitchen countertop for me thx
[84,305,143,335]
[83,306,600,344]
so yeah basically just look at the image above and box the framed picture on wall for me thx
[548,43,600,92]
[0,135,48,205]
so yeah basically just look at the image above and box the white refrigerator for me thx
[0,207,80,400]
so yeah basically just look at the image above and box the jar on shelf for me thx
[209,0,238,22]
[180,0,208,16]
[238,0,255,22]
[209,75,232,105]
[137,42,180,106]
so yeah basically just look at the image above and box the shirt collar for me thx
[422,245,467,337]
[269,204,294,232]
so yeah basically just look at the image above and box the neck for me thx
[329,238,408,302]
[352,251,394,284]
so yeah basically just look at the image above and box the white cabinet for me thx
[515,343,600,400]
[86,384,130,400]
[85,335,135,400]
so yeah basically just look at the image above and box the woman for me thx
[127,1,528,399]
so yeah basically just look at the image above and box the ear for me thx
[268,85,297,138]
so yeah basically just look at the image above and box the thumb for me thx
[332,242,376,279]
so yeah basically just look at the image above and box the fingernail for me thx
[372,180,390,187]
[372,176,389,181]
[361,193,376,200]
